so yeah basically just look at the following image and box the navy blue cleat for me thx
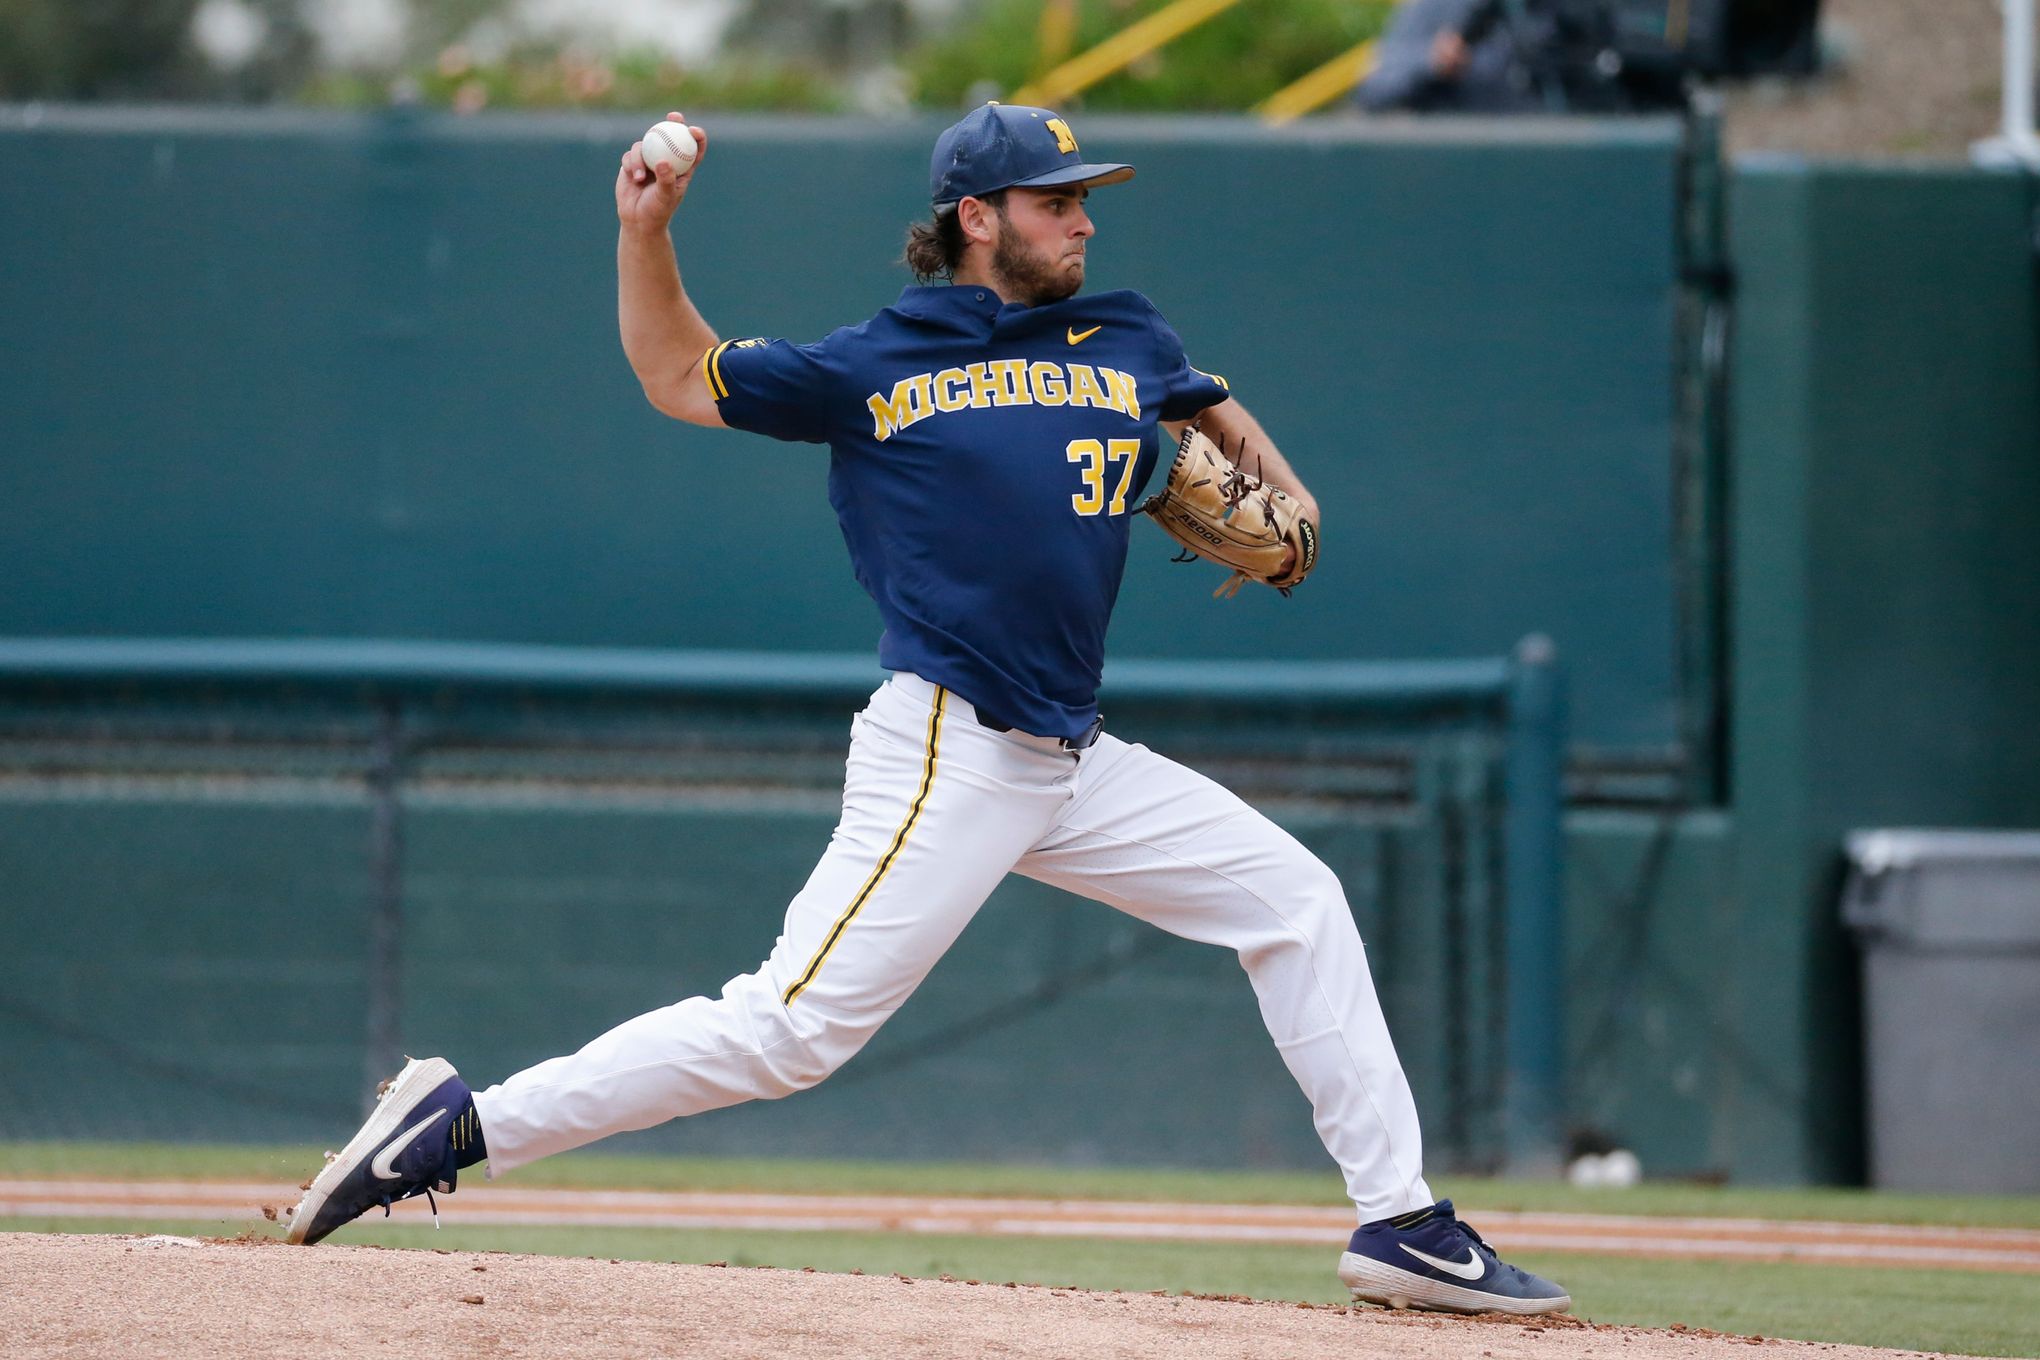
[1338,1200,1571,1315]
[287,1057,481,1245]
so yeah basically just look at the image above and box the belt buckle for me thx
[1063,714,1104,751]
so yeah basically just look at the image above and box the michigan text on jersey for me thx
[866,362,1141,440]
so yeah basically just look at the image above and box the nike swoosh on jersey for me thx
[1066,325,1102,345]
[1398,1242,1487,1280]
[369,1108,448,1181]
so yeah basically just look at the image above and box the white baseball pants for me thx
[473,673,1434,1221]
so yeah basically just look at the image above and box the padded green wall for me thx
[1727,159,2040,1181]
[8,110,2037,1184]
[0,108,1683,752]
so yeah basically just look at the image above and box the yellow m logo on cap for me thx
[1044,117,1078,154]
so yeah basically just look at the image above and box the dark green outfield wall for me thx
[0,107,1683,752]
[4,109,2036,1183]
[0,106,1715,1177]
[1727,159,2040,1181]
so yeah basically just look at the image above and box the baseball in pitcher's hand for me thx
[616,113,708,233]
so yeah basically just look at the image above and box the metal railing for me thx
[1011,0,1247,107]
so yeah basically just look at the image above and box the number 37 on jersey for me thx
[1067,438,1140,517]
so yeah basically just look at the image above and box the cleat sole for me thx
[1338,1251,1571,1316]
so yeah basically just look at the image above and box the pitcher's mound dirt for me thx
[0,1232,1973,1359]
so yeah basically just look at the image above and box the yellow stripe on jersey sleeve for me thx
[702,339,736,400]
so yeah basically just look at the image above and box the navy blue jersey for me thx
[703,286,1229,740]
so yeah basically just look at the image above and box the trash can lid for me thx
[1848,829,2040,871]
[1843,829,2040,950]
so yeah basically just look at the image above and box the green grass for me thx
[6,1215,2037,1358]
[5,1141,2038,1229]
[1531,1252,2040,1358]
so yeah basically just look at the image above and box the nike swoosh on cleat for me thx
[1399,1242,1487,1280]
[369,1108,448,1181]
[1066,325,1101,345]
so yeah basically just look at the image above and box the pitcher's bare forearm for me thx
[618,223,721,423]
[613,116,724,426]
[1166,398,1318,522]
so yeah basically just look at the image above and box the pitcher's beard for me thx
[992,231,1083,306]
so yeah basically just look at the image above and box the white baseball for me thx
[642,120,698,173]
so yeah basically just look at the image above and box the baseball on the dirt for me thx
[641,120,698,173]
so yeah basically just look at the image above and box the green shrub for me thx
[299,0,1384,114]
[907,0,1389,112]
[302,44,845,113]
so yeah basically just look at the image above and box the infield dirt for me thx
[0,1231,1987,1360]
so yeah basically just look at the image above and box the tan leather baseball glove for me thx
[1142,425,1319,598]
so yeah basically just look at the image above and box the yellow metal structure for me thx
[1010,0,1389,124]
[1011,0,1246,106]
[1253,38,1381,124]
[1034,0,1080,76]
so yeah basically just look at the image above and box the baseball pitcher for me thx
[289,103,1569,1317]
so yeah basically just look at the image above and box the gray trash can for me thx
[1841,829,2040,1193]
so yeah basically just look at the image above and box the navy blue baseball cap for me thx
[930,103,1134,211]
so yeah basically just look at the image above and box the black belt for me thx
[974,708,1105,751]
